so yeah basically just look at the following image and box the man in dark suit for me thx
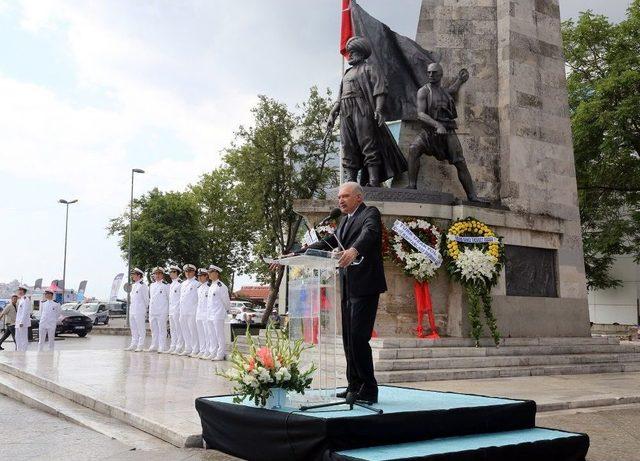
[307,182,387,403]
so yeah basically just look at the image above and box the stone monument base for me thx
[294,197,591,339]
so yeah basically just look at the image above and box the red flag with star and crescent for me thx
[340,0,354,57]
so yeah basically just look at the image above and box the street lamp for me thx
[126,168,145,328]
[58,199,78,303]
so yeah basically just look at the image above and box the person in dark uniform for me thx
[406,62,485,203]
[307,182,387,403]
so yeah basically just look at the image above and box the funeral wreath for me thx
[442,217,505,346]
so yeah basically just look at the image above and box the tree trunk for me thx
[262,266,285,324]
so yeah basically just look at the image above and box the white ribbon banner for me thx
[448,235,499,243]
[392,220,442,267]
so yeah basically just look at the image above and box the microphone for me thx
[318,207,342,226]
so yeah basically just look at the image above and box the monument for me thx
[295,0,590,339]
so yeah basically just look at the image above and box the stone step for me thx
[0,371,172,450]
[0,361,201,448]
[376,362,640,383]
[373,343,640,360]
[370,336,619,349]
[374,352,640,371]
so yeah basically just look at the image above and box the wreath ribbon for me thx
[414,280,439,339]
[392,220,442,266]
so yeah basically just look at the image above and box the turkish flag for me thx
[340,0,353,57]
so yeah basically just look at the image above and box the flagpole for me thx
[339,0,345,185]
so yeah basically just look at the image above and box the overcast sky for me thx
[0,0,631,298]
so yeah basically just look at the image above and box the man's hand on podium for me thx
[338,248,359,268]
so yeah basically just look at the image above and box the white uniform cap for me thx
[183,264,196,272]
[197,268,208,276]
[152,266,165,274]
[168,265,182,273]
[131,267,144,276]
[17,285,29,292]
[44,289,54,295]
[207,264,222,273]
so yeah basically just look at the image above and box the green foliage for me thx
[107,188,206,274]
[190,167,253,283]
[223,87,338,314]
[562,2,640,289]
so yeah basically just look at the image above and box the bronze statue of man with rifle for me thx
[325,36,407,187]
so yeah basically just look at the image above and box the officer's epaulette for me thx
[207,280,212,286]
[162,281,168,284]
[217,281,222,287]
[178,279,183,283]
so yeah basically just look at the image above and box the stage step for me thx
[328,428,589,461]
[376,362,640,383]
[0,370,171,451]
[370,336,619,348]
[374,352,640,371]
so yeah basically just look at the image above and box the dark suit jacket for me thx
[308,203,387,298]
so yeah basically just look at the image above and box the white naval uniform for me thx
[38,299,61,351]
[168,279,183,351]
[179,277,200,354]
[196,282,210,355]
[15,295,32,351]
[148,281,169,351]
[207,279,230,359]
[129,280,149,349]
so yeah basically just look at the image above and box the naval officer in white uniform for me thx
[147,267,169,353]
[15,285,32,352]
[38,289,61,351]
[165,265,183,354]
[195,268,211,359]
[125,268,149,352]
[178,264,199,356]
[207,265,230,361]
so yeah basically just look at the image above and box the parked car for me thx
[57,309,93,337]
[62,302,82,311]
[229,300,253,316]
[106,300,127,315]
[31,309,93,337]
[77,302,110,325]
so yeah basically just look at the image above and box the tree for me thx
[562,2,640,289]
[223,87,338,321]
[107,188,207,275]
[190,167,254,290]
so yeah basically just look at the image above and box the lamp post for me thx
[58,199,78,303]
[126,168,145,328]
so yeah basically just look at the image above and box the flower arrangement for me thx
[315,221,337,240]
[219,324,316,407]
[387,218,442,338]
[388,218,442,283]
[442,217,505,346]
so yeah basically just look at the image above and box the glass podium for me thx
[270,250,340,406]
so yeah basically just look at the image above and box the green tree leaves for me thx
[563,2,640,289]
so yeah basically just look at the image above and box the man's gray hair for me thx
[341,181,364,197]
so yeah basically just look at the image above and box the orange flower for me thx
[256,347,275,369]
[246,357,255,372]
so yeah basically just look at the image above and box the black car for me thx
[58,309,93,337]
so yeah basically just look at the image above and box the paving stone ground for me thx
[0,394,238,461]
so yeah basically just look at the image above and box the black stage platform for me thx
[196,386,588,461]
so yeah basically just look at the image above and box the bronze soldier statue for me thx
[407,63,485,203]
[326,36,407,187]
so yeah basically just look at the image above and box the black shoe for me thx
[336,390,349,399]
[0,346,4,351]
[356,386,378,404]
[356,393,378,404]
